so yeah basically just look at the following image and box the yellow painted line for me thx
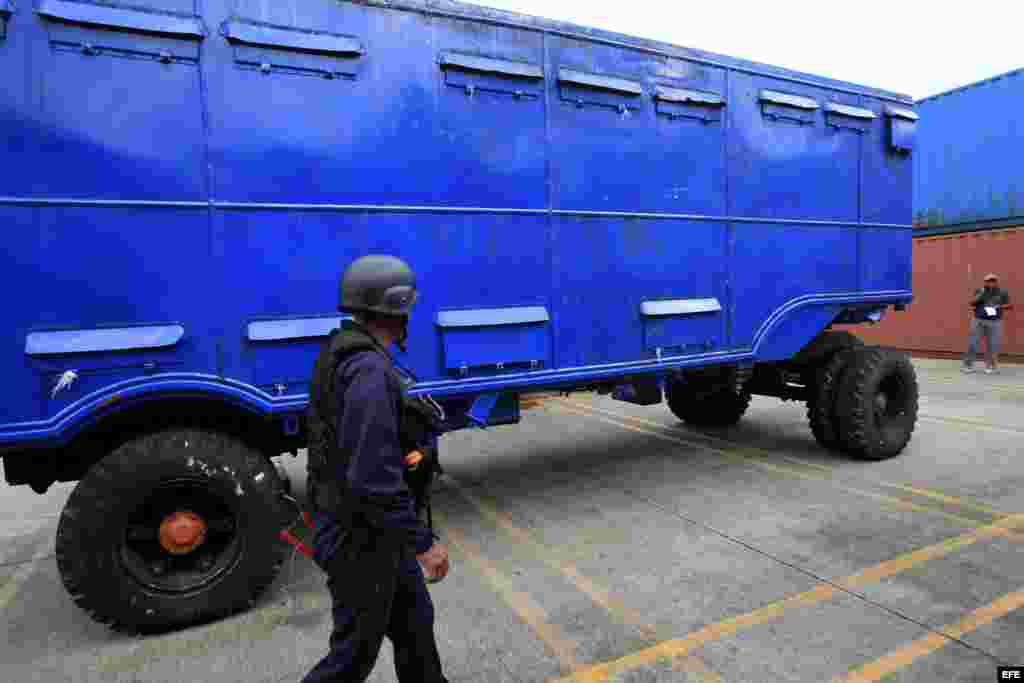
[444,476,722,680]
[560,396,1009,520]
[442,522,582,675]
[835,588,1024,683]
[0,559,42,612]
[96,587,331,674]
[671,655,724,682]
[0,531,53,612]
[547,514,1024,683]
[443,475,661,641]
[550,401,989,529]
[562,395,1012,520]
[559,397,1009,516]
[885,482,1005,519]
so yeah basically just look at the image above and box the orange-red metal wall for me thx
[838,227,1023,361]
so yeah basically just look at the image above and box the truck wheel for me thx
[791,330,864,370]
[805,347,859,452]
[55,428,289,634]
[834,347,919,460]
[666,382,751,428]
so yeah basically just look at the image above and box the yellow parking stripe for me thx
[0,531,53,612]
[557,396,1010,519]
[547,514,1024,683]
[884,482,1005,519]
[0,560,41,612]
[441,476,724,681]
[443,475,660,640]
[442,521,582,675]
[835,589,1024,683]
[550,401,989,528]
[95,587,331,674]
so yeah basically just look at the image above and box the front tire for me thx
[56,428,289,633]
[834,347,919,460]
[666,380,751,428]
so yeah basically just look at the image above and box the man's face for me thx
[985,279,997,290]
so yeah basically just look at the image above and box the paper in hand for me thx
[985,306,997,317]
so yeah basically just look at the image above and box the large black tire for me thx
[791,330,865,370]
[805,347,860,452]
[666,381,751,428]
[56,428,289,634]
[834,347,919,460]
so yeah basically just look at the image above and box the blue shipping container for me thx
[913,67,1024,234]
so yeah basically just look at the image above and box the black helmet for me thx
[338,255,418,318]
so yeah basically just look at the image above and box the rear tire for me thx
[666,380,751,428]
[806,347,859,452]
[834,347,919,460]
[56,428,289,634]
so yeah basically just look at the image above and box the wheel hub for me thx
[158,510,207,555]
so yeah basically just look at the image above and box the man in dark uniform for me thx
[303,254,450,683]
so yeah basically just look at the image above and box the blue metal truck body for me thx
[2,0,915,458]
[0,0,922,632]
[912,67,1024,236]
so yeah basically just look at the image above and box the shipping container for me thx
[844,227,1023,361]
[913,68,1024,234]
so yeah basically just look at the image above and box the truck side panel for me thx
[24,208,217,415]
[862,99,914,226]
[548,36,727,215]
[218,210,553,391]
[553,218,726,367]
[0,0,915,448]
[727,73,862,223]
[4,207,44,423]
[27,5,207,200]
[731,224,859,349]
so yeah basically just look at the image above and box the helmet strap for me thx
[396,319,409,354]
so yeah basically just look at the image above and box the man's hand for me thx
[417,542,449,583]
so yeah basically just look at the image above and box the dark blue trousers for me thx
[302,524,447,683]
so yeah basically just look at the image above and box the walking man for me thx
[303,254,450,682]
[962,273,1012,374]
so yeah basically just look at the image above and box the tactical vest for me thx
[306,321,443,522]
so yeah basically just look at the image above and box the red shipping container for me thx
[838,227,1023,362]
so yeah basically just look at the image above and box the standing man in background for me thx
[962,273,1012,374]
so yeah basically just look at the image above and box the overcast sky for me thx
[475,0,1022,101]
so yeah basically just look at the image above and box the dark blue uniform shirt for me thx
[313,349,433,567]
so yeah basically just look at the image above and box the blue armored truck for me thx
[1,0,919,632]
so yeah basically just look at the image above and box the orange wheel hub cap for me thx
[158,510,208,555]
